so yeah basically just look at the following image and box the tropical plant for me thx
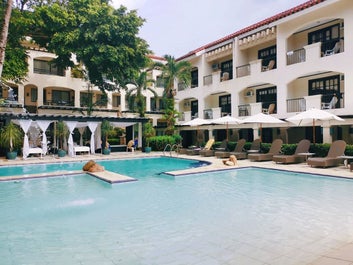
[56,121,68,151]
[101,120,114,150]
[0,121,23,153]
[143,121,155,147]
[154,55,192,135]
[124,70,158,117]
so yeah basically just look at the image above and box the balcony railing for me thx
[238,104,250,117]
[44,100,74,106]
[204,109,213,119]
[178,82,187,91]
[236,64,250,78]
[287,48,306,65]
[287,98,306,113]
[203,74,212,86]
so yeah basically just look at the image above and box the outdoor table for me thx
[339,155,353,168]
[297,152,315,162]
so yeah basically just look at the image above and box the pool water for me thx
[0,156,207,177]
[1,165,353,264]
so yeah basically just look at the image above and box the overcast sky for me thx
[112,0,307,58]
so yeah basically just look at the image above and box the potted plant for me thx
[0,121,23,159]
[101,120,114,155]
[143,121,155,153]
[56,121,68,157]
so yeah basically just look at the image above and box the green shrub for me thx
[108,138,120,145]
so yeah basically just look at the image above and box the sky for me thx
[112,0,308,58]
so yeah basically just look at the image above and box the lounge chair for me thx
[215,139,246,158]
[307,140,346,168]
[232,139,261,160]
[248,139,283,162]
[272,139,311,164]
[186,138,215,155]
[200,139,227,157]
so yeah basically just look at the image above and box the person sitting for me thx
[223,155,238,166]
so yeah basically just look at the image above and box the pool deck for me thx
[1,151,353,264]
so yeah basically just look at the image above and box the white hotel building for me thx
[175,0,353,146]
[1,0,353,147]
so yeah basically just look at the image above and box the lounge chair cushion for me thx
[272,139,311,164]
[307,140,346,168]
[248,139,283,161]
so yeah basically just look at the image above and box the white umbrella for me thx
[286,108,344,144]
[181,118,212,126]
[241,112,285,141]
[181,118,212,146]
[212,115,242,141]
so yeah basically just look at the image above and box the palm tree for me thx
[156,55,192,99]
[0,0,13,78]
[124,70,158,118]
[154,55,192,134]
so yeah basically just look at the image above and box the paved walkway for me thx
[1,151,353,264]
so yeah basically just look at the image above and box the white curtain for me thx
[78,127,85,146]
[36,120,52,155]
[65,121,77,157]
[95,124,102,151]
[18,119,32,159]
[87,122,99,154]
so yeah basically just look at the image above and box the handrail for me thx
[163,144,180,156]
[163,144,172,156]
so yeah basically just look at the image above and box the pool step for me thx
[88,170,137,184]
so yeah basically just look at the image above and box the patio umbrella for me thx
[241,112,285,141]
[181,118,212,146]
[181,118,212,127]
[212,115,242,142]
[286,108,344,144]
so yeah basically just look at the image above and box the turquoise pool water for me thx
[0,156,208,177]
[1,164,353,264]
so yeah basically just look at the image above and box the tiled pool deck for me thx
[1,151,353,265]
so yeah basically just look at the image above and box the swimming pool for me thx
[0,156,209,178]
[1,164,353,264]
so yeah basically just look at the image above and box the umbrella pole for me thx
[313,118,315,144]
[226,122,229,142]
[259,123,262,142]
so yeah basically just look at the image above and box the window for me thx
[156,76,165,88]
[150,97,156,111]
[219,95,231,115]
[258,45,277,69]
[31,88,37,102]
[308,23,340,53]
[33,59,65,76]
[112,95,121,108]
[220,60,233,80]
[191,68,198,88]
[256,87,277,111]
[53,90,70,105]
[309,75,340,106]
[80,92,92,107]
[191,100,198,118]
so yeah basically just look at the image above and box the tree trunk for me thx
[0,0,13,78]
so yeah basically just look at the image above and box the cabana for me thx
[0,113,149,158]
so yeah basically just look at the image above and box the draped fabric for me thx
[18,119,32,159]
[65,121,77,157]
[87,122,99,154]
[78,127,85,146]
[36,120,52,155]
[95,124,102,151]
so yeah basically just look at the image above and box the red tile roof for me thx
[177,0,325,61]
[148,54,166,61]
